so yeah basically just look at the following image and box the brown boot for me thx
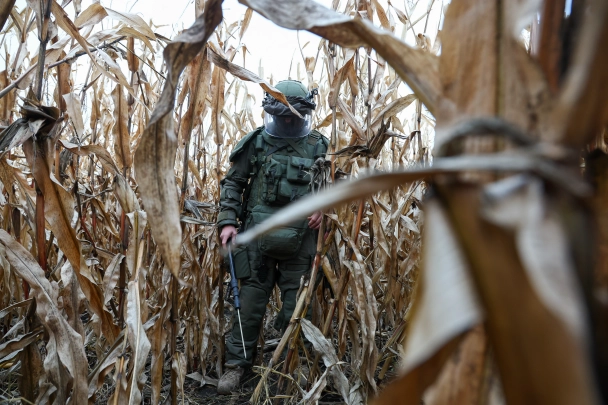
[217,366,245,395]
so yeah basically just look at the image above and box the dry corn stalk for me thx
[2,0,603,404]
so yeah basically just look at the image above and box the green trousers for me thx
[225,222,316,368]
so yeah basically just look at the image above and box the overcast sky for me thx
[12,0,440,82]
[12,0,339,116]
[131,0,334,82]
[9,0,443,129]
[11,0,333,82]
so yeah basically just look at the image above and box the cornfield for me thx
[0,0,606,404]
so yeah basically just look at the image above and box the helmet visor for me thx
[264,113,312,139]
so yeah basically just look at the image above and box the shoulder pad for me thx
[310,129,329,147]
[229,127,264,162]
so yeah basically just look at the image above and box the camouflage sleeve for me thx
[216,140,254,229]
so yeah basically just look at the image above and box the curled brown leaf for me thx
[0,230,88,404]
[133,0,223,278]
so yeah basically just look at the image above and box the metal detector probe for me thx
[227,243,247,359]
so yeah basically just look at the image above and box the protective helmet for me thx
[262,80,318,139]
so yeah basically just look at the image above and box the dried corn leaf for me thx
[24,138,119,342]
[400,199,482,372]
[117,26,155,52]
[422,326,491,405]
[328,56,355,109]
[239,0,441,113]
[371,336,463,405]
[73,3,107,28]
[50,3,134,99]
[87,332,125,398]
[0,230,88,404]
[440,184,600,405]
[179,50,211,143]
[112,84,132,170]
[439,0,497,121]
[337,97,364,140]
[0,71,16,122]
[299,367,330,404]
[59,139,121,175]
[207,48,303,118]
[345,257,378,391]
[301,318,363,405]
[133,0,222,278]
[72,0,81,15]
[105,8,156,39]
[60,261,85,340]
[485,175,593,336]
[126,277,150,404]
[63,93,85,138]
[92,48,134,95]
[237,152,583,245]
[24,0,44,37]
[55,60,70,113]
[126,211,146,280]
[211,63,226,145]
[114,174,140,214]
[239,8,253,39]
[188,159,205,190]
[371,0,390,30]
[102,255,123,308]
[0,0,15,32]
[0,119,45,154]
[0,298,32,319]
[369,94,416,133]
[501,38,553,140]
[0,327,43,361]
[172,352,187,401]
[149,303,170,405]
[552,0,608,147]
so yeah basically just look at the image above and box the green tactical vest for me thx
[232,128,328,260]
[241,128,328,215]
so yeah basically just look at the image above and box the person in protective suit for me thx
[216,80,329,394]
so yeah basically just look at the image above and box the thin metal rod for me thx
[236,309,247,359]
[228,244,247,359]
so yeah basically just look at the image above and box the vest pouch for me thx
[262,157,283,204]
[251,206,307,260]
[277,178,309,203]
[286,156,314,184]
[226,245,251,279]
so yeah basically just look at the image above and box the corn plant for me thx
[0,0,606,404]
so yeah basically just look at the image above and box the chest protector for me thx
[243,129,328,260]
[246,130,328,211]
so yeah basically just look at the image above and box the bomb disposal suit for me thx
[217,80,328,368]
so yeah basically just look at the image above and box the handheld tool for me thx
[227,243,247,359]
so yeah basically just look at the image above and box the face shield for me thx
[264,113,312,139]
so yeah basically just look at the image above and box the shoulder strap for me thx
[265,143,290,157]
[239,129,267,220]
[309,130,329,157]
[285,137,309,158]
[310,130,329,146]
